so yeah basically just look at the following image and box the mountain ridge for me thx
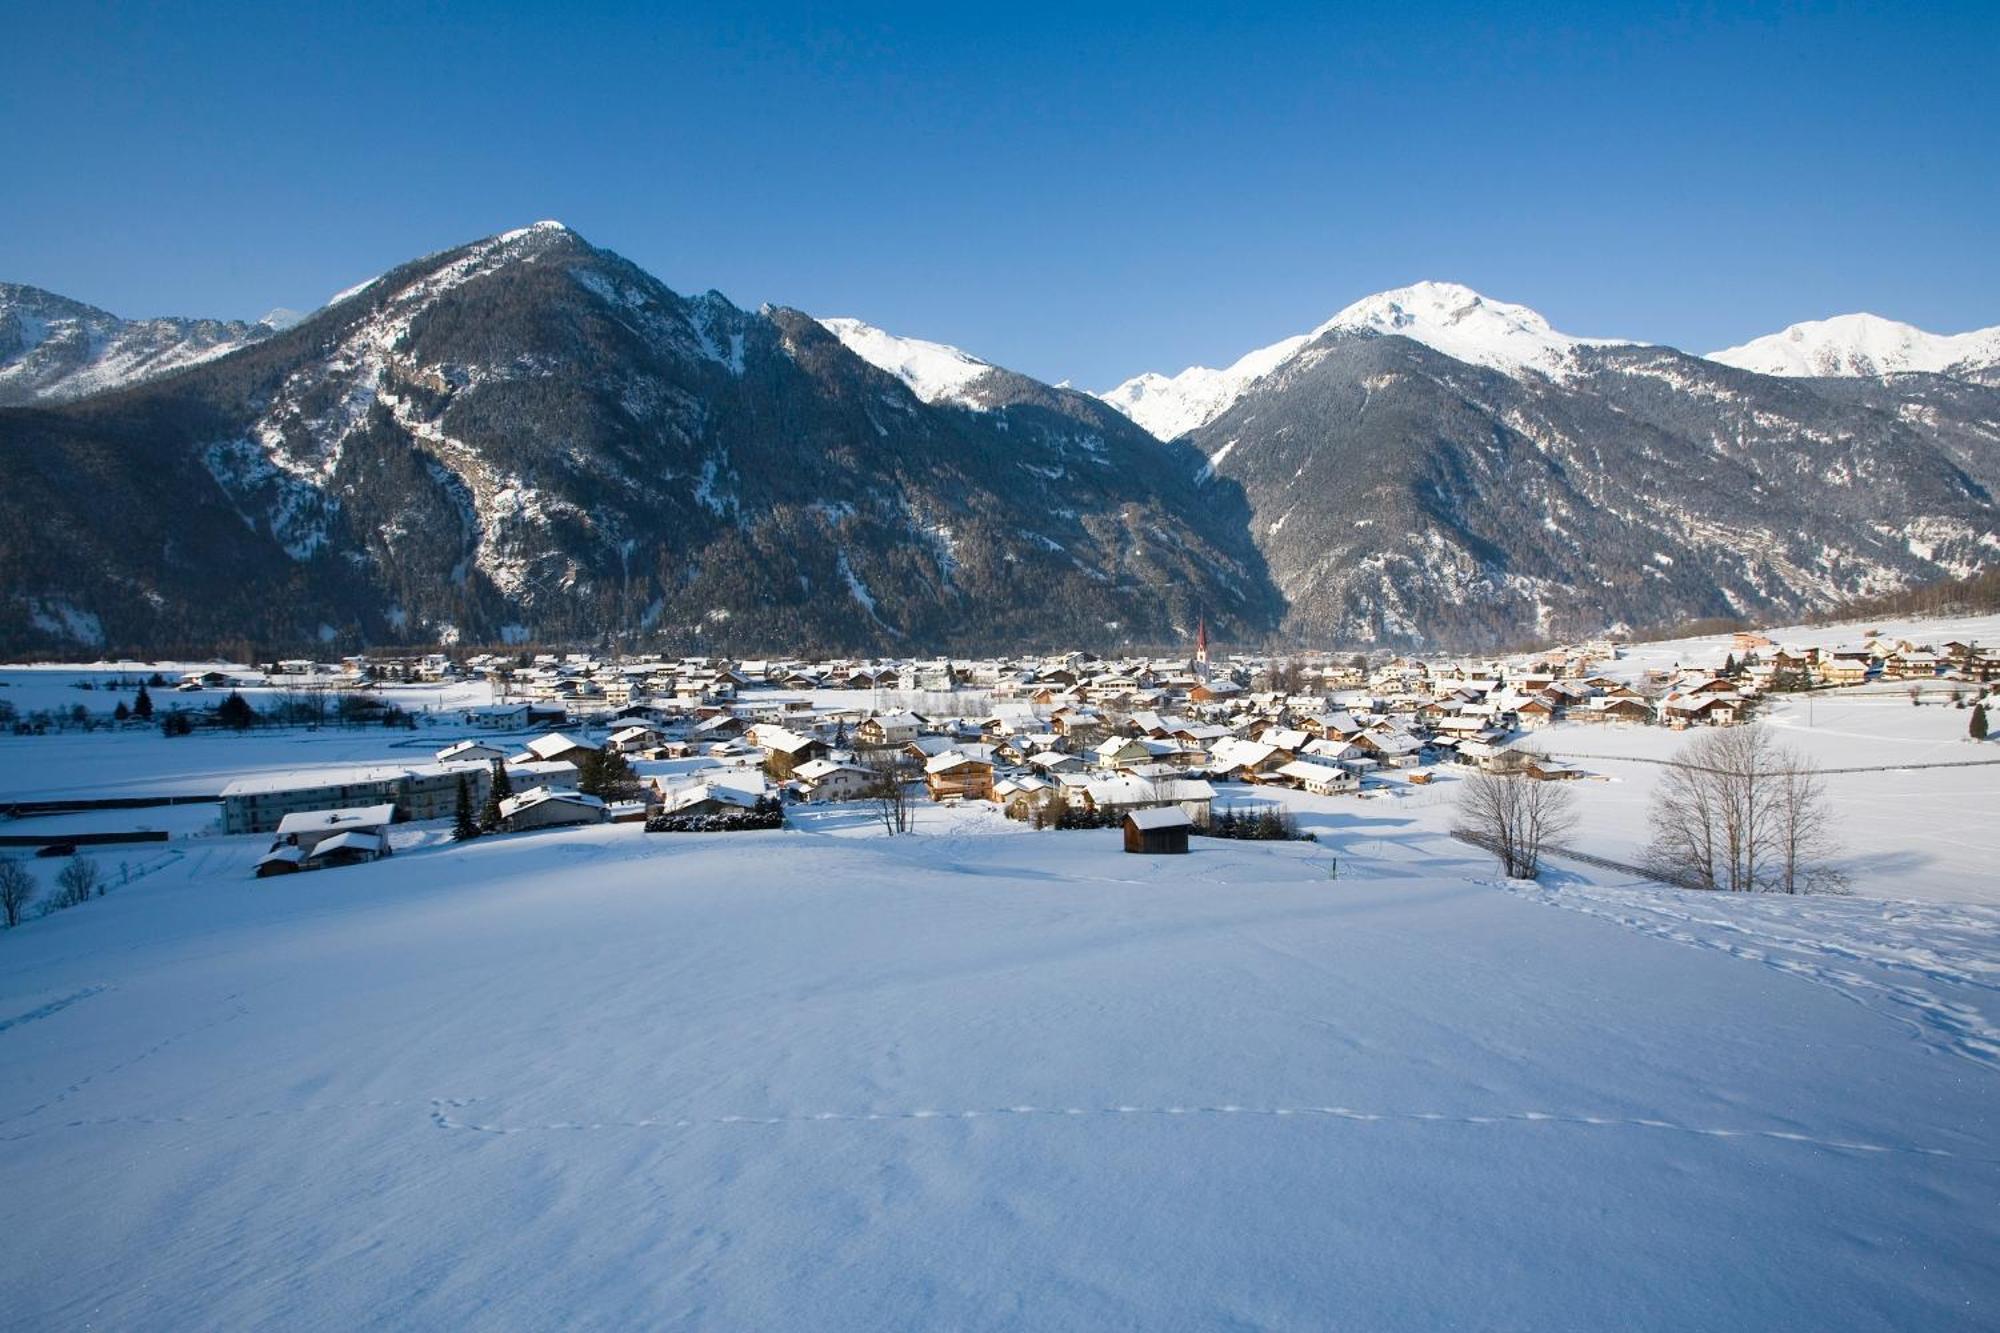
[3,234,1996,655]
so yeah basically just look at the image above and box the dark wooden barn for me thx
[1122,806,1191,854]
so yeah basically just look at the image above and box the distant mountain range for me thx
[1,234,1995,655]
[0,283,291,407]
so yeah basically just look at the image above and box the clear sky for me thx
[3,1,1995,389]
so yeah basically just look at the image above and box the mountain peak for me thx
[1707,313,2000,380]
[1315,281,1633,375]
[1100,281,1635,440]
[815,315,997,406]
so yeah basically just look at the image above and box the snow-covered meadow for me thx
[3,796,1998,1328]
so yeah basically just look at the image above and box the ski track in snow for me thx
[1499,880,2000,1073]
[0,985,113,1035]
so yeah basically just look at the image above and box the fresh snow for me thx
[816,316,997,407]
[1708,312,2000,380]
[2,792,1996,1327]
[1100,281,1636,440]
[1099,335,1313,442]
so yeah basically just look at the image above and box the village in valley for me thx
[2,615,1994,890]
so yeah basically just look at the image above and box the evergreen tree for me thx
[452,775,481,841]
[1722,652,1738,677]
[479,759,513,832]
[216,690,257,730]
[579,748,640,800]
[1973,702,1990,742]
[132,685,154,720]
[113,701,131,722]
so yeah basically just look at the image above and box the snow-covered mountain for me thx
[814,317,999,406]
[1708,313,2000,383]
[0,283,280,406]
[1100,281,1635,440]
[0,223,1278,655]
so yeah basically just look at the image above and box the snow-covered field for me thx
[3,799,1997,1328]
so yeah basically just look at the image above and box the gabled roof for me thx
[1125,806,1193,831]
[526,732,593,759]
[499,786,606,819]
[273,804,397,836]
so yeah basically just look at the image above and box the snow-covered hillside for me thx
[815,315,998,406]
[1709,313,2000,380]
[1096,332,1314,443]
[0,283,275,406]
[2,800,1995,1328]
[1100,281,1635,439]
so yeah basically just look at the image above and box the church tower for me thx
[1195,615,1210,678]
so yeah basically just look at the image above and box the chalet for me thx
[1123,806,1191,855]
[995,774,1061,819]
[1093,736,1156,770]
[792,759,875,802]
[1081,776,1214,824]
[499,787,607,831]
[1577,696,1653,725]
[254,803,397,877]
[1349,730,1424,769]
[1049,708,1107,747]
[1661,691,1746,728]
[519,732,599,768]
[1272,760,1358,796]
[856,711,923,747]
[656,782,766,817]
[751,726,829,779]
[1206,737,1292,781]
[925,752,996,802]
[508,760,581,791]
[606,724,664,756]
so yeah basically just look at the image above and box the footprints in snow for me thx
[424,1097,1971,1160]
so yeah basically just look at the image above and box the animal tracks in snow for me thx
[1499,880,2000,1073]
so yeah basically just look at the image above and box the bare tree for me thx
[1453,752,1577,879]
[46,857,101,913]
[1645,724,1845,893]
[0,859,35,928]
[864,751,915,836]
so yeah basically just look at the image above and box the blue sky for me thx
[3,1,1994,388]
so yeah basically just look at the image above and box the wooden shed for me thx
[1122,806,1191,855]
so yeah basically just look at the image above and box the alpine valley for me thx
[2,228,1996,656]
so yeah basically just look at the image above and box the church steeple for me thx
[1195,615,1210,676]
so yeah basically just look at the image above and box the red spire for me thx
[1196,615,1209,664]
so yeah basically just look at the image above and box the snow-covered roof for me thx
[1125,806,1192,831]
[499,787,605,819]
[304,830,384,858]
[924,750,993,775]
[273,803,397,835]
[526,732,593,759]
